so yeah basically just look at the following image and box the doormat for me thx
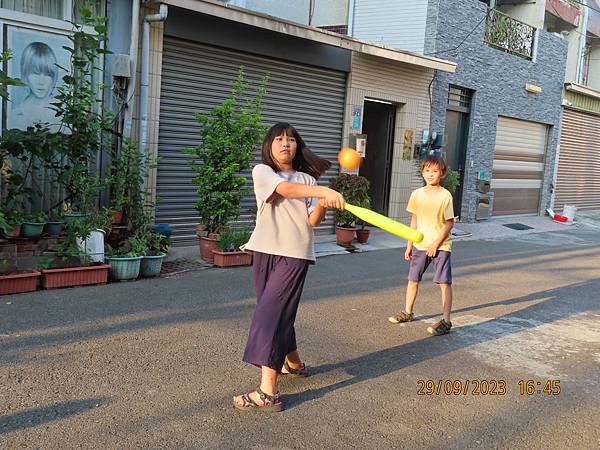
[160,259,212,276]
[503,223,534,231]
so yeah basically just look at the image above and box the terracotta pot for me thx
[213,250,252,268]
[356,229,370,244]
[112,210,123,225]
[41,264,110,289]
[8,224,21,238]
[199,235,219,263]
[0,271,41,295]
[336,226,357,247]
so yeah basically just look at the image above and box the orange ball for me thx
[338,147,362,170]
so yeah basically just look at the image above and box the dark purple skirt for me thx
[242,252,310,371]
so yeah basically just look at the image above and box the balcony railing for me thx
[484,9,535,60]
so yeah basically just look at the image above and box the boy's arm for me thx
[406,213,417,250]
[427,218,454,256]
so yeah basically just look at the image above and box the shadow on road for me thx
[284,279,600,409]
[0,397,108,434]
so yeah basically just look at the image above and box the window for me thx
[448,85,472,110]
[0,0,104,22]
[0,0,64,19]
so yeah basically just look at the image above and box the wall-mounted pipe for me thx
[139,3,168,159]
[123,0,140,138]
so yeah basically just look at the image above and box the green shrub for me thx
[217,226,252,252]
[329,173,371,228]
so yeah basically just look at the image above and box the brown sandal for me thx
[233,386,283,412]
[281,360,309,378]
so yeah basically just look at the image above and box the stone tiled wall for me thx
[426,0,567,221]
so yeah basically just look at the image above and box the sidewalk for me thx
[165,210,599,264]
[315,210,600,257]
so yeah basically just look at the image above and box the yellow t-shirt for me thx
[406,186,454,252]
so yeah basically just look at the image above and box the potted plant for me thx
[0,242,41,294]
[0,210,23,238]
[44,208,65,237]
[329,173,371,247]
[212,226,253,268]
[105,233,146,281]
[40,212,111,289]
[21,212,47,238]
[107,140,129,225]
[184,67,267,263]
[139,231,171,277]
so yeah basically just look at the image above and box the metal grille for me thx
[447,85,472,109]
[157,37,347,246]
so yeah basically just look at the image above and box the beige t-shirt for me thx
[243,164,318,262]
[406,186,454,252]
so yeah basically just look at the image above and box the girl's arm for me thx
[275,182,344,209]
[308,203,327,227]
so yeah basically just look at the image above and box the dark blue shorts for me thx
[407,249,452,284]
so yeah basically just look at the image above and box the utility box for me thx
[476,192,494,221]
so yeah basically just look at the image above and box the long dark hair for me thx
[261,122,331,179]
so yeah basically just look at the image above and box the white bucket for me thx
[562,204,577,222]
[77,229,105,263]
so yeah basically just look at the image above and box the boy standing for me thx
[388,156,455,336]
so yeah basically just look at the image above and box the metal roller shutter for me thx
[157,37,346,245]
[491,117,548,215]
[554,109,600,211]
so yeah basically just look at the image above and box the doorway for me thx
[445,86,472,218]
[359,99,396,215]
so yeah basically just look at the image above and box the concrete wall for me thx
[224,0,348,26]
[428,0,567,221]
[350,0,428,53]
[497,0,545,28]
[343,53,434,222]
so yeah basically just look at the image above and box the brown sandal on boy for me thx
[233,386,283,413]
[281,360,309,378]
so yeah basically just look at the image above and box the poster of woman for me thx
[4,26,70,132]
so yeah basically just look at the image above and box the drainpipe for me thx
[139,3,168,159]
[123,0,140,138]
[576,0,589,84]
[347,0,356,36]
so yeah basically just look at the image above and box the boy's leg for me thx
[427,251,453,336]
[439,283,453,323]
[389,250,429,323]
[405,280,419,314]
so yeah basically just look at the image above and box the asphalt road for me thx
[1,225,600,449]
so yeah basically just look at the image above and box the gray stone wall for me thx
[426,0,567,222]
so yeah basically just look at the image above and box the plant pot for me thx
[5,224,21,238]
[21,222,46,238]
[356,229,370,244]
[64,212,88,225]
[44,221,64,237]
[0,271,41,295]
[336,226,356,247]
[41,264,110,289]
[213,250,253,268]
[140,252,166,277]
[199,235,219,263]
[105,255,143,281]
[76,229,105,263]
[112,210,123,225]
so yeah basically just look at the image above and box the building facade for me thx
[350,0,569,221]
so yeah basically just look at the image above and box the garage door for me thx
[157,37,346,245]
[492,117,548,215]
[554,108,600,211]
